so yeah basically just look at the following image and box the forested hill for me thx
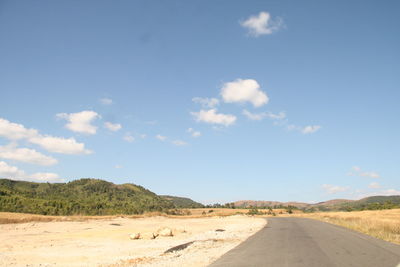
[161,195,204,208]
[0,178,175,215]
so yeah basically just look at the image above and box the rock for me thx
[158,227,173,237]
[215,229,225,232]
[129,233,140,240]
[164,241,194,254]
[151,233,159,239]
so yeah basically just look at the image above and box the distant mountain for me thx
[233,200,309,209]
[313,199,354,207]
[233,196,400,211]
[334,195,400,211]
[161,195,204,208]
[0,178,174,215]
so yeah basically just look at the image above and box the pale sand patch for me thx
[0,215,266,267]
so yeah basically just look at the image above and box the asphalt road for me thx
[210,217,400,267]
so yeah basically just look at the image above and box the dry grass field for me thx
[296,209,400,245]
[0,212,162,224]
[0,208,295,224]
[0,210,249,225]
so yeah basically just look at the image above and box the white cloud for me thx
[0,144,57,166]
[172,140,188,146]
[285,123,322,134]
[242,109,286,121]
[192,97,219,108]
[115,164,123,169]
[348,166,380,179]
[359,189,400,198]
[140,134,147,139]
[380,189,400,195]
[29,135,92,155]
[57,110,100,135]
[0,161,63,182]
[368,182,381,189]
[123,133,135,143]
[240,11,283,37]
[156,134,167,141]
[0,117,91,155]
[221,79,268,107]
[191,109,236,127]
[104,122,122,132]
[0,160,24,178]
[0,118,38,140]
[187,128,201,138]
[240,110,320,135]
[360,172,380,179]
[322,184,349,194]
[100,98,113,105]
[301,125,321,134]
[29,172,62,182]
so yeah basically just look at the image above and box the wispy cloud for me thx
[348,166,380,178]
[242,109,286,121]
[187,128,201,137]
[322,184,349,194]
[287,124,321,134]
[123,133,135,143]
[368,182,381,189]
[172,140,187,146]
[104,122,122,132]
[99,98,113,105]
[301,125,321,134]
[240,11,283,37]
[191,109,236,127]
[57,110,100,135]
[156,134,167,141]
[192,97,219,108]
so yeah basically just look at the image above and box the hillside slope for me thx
[334,195,400,211]
[161,195,204,208]
[0,178,174,215]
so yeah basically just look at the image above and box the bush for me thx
[247,207,264,215]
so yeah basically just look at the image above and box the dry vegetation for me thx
[0,210,248,225]
[0,212,162,224]
[0,208,294,224]
[296,209,400,245]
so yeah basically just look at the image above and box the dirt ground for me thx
[0,215,266,267]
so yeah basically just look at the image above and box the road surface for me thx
[210,217,400,267]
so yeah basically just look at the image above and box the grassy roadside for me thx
[0,209,254,224]
[0,208,288,224]
[295,209,400,245]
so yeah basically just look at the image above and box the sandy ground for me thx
[0,215,266,267]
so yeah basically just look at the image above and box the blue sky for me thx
[0,0,399,204]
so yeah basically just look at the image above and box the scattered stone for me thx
[164,241,194,254]
[158,227,173,237]
[151,233,159,239]
[129,233,140,240]
[215,229,225,232]
[110,223,121,226]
